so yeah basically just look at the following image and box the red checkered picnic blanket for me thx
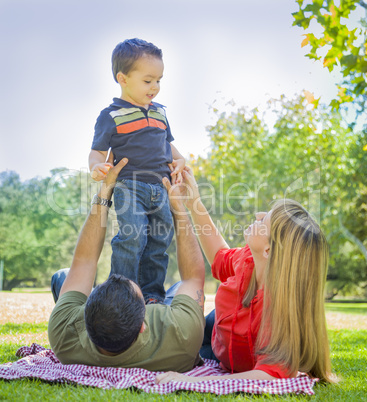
[0,344,317,395]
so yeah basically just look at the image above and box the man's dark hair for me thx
[111,38,163,83]
[84,274,145,354]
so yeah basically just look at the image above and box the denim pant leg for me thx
[138,184,174,302]
[110,181,149,284]
[163,281,182,305]
[51,268,70,303]
[200,309,219,362]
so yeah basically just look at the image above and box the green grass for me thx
[325,303,367,315]
[1,311,367,400]
[0,323,48,336]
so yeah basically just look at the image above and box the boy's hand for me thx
[169,158,185,185]
[90,162,113,181]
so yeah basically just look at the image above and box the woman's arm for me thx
[155,369,276,384]
[182,167,229,265]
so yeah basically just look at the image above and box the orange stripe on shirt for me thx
[148,118,167,130]
[116,118,167,134]
[116,119,148,134]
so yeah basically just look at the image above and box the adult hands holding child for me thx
[162,166,201,213]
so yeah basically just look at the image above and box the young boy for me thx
[89,38,185,304]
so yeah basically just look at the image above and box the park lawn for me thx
[0,304,366,401]
[325,302,367,315]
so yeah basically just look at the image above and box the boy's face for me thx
[118,55,164,108]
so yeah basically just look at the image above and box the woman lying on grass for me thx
[156,167,334,384]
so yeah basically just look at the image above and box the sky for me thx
[0,0,351,181]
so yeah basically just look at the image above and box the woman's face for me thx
[244,211,271,255]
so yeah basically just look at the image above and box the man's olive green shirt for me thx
[48,291,205,372]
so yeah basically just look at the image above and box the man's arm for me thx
[181,167,229,265]
[162,177,205,310]
[59,158,128,298]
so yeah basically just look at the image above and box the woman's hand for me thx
[155,371,203,384]
[155,369,277,384]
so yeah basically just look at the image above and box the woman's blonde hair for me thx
[255,199,333,382]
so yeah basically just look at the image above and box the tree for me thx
[292,0,367,120]
[0,172,56,289]
[0,170,90,290]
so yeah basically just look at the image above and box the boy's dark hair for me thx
[111,38,163,83]
[84,274,146,354]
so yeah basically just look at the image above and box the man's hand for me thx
[104,158,128,186]
[99,158,128,200]
[180,167,201,210]
[162,177,187,215]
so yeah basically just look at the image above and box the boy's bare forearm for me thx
[170,143,185,161]
[89,149,108,171]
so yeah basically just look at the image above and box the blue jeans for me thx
[51,269,180,305]
[50,268,70,303]
[111,180,174,303]
[200,309,219,362]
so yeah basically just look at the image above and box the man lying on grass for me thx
[48,158,205,372]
